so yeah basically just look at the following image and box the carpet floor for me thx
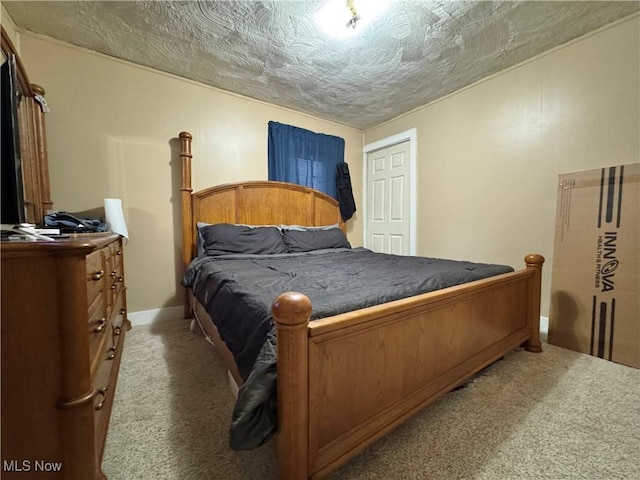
[103,320,640,479]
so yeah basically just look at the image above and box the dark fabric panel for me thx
[336,162,356,221]
[268,121,345,199]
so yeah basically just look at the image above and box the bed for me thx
[177,131,544,479]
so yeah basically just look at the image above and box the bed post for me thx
[179,131,194,319]
[272,292,311,480]
[523,253,545,353]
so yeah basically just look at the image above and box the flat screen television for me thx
[1,53,26,227]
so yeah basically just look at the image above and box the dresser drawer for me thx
[88,296,108,374]
[92,309,126,457]
[91,289,126,383]
[108,254,125,305]
[85,249,105,307]
[92,359,116,449]
[110,241,124,264]
[92,320,124,407]
[109,262,125,301]
[92,347,116,413]
[111,290,126,336]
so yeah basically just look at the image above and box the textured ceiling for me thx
[4,1,639,130]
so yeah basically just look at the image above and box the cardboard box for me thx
[548,163,639,368]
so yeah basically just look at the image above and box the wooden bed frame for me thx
[178,131,544,479]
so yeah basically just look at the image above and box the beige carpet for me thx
[103,320,640,480]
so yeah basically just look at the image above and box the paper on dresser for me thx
[104,198,129,239]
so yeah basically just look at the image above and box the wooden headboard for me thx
[179,131,345,272]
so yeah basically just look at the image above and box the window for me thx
[267,121,345,198]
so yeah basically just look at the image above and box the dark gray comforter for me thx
[181,248,513,449]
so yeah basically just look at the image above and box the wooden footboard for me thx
[272,254,544,479]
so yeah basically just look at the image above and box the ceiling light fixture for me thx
[316,0,389,39]
[345,0,360,29]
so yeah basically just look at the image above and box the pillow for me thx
[196,222,211,256]
[282,227,351,252]
[200,223,288,256]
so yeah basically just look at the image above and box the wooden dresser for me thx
[1,233,129,479]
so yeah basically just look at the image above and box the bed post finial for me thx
[180,131,194,319]
[525,253,544,267]
[272,291,311,479]
[524,254,545,353]
[179,131,193,194]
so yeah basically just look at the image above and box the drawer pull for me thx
[107,346,117,360]
[113,326,122,336]
[120,308,126,315]
[117,276,124,283]
[94,318,106,333]
[111,270,116,278]
[117,250,122,255]
[95,387,108,411]
[91,270,104,281]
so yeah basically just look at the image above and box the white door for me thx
[366,140,411,255]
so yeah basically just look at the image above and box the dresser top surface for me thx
[1,232,121,257]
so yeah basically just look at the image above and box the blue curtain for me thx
[268,121,345,199]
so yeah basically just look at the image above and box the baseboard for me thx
[540,315,549,342]
[127,305,184,326]
[540,316,549,333]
